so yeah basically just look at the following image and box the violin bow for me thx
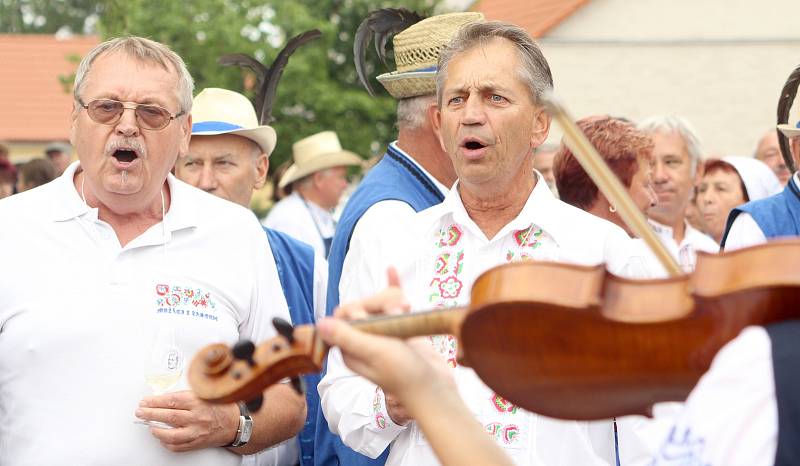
[541,93,683,277]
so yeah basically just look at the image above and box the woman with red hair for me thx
[554,116,657,237]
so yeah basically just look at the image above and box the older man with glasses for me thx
[0,37,305,466]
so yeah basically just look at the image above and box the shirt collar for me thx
[48,161,198,233]
[389,141,450,195]
[49,161,92,222]
[436,173,569,244]
[648,217,716,248]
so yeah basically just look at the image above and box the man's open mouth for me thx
[112,149,139,163]
[462,137,488,151]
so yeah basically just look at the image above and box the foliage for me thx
[0,0,102,34]
[97,0,443,170]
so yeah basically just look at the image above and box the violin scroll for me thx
[188,319,325,409]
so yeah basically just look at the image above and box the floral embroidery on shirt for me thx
[502,425,520,444]
[491,393,520,414]
[514,225,543,248]
[429,249,465,306]
[428,335,458,368]
[484,422,521,446]
[155,284,216,310]
[433,251,464,276]
[372,387,387,430]
[507,224,551,263]
[437,276,463,299]
[485,422,502,437]
[436,224,463,248]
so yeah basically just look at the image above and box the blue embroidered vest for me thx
[265,228,319,466]
[721,179,800,248]
[765,320,800,466]
[315,145,445,466]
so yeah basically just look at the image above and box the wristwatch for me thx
[228,401,253,448]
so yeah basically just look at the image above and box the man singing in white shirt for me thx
[319,21,641,466]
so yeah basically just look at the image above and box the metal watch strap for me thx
[228,401,253,448]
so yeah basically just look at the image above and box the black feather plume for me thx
[777,64,800,172]
[260,30,322,125]
[354,8,425,96]
[218,29,322,125]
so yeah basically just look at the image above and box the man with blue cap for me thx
[175,87,328,466]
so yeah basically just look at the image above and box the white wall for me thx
[538,0,800,157]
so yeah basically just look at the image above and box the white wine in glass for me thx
[136,326,184,429]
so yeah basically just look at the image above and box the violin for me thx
[188,94,800,420]
[188,239,800,419]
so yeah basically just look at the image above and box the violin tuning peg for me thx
[290,376,306,395]
[232,339,256,367]
[245,394,264,413]
[272,317,295,343]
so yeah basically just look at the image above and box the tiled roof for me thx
[0,34,99,142]
[471,0,592,38]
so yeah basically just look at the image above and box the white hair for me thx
[73,36,194,113]
[397,94,436,130]
[638,115,702,175]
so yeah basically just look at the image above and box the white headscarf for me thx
[722,156,783,201]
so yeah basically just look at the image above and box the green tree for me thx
[99,0,442,169]
[0,0,102,34]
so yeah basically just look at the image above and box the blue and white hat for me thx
[190,88,277,156]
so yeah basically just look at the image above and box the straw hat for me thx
[377,12,484,99]
[279,131,362,188]
[190,88,277,156]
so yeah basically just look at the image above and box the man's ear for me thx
[69,105,79,147]
[254,153,269,190]
[530,107,551,149]
[178,114,192,158]
[429,103,447,153]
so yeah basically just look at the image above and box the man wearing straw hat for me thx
[320,19,646,466]
[722,121,800,249]
[315,11,485,466]
[327,9,485,338]
[263,131,361,259]
[175,87,328,466]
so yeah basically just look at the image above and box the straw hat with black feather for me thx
[374,12,484,99]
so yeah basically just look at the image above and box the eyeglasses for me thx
[78,98,185,131]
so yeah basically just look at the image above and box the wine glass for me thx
[135,325,184,429]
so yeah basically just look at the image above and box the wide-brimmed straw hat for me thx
[377,12,484,99]
[279,131,362,188]
[190,88,277,156]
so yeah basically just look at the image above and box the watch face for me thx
[241,417,253,442]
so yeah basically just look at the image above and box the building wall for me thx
[537,0,800,157]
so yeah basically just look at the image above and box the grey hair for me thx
[436,21,553,106]
[73,36,194,113]
[638,115,702,175]
[397,94,436,130]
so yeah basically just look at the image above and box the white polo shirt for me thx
[0,162,291,466]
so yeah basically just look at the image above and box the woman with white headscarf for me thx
[696,156,782,243]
